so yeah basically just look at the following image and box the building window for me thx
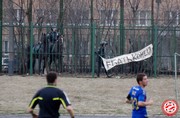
[100,10,118,26]
[13,9,25,22]
[3,9,8,23]
[45,9,58,24]
[79,10,89,25]
[36,9,45,21]
[4,41,9,53]
[136,10,151,26]
[36,9,58,25]
[67,9,89,25]
[3,9,24,24]
[164,11,179,26]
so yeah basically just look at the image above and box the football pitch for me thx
[0,75,179,117]
[0,114,174,118]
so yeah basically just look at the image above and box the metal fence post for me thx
[152,0,156,77]
[120,0,124,55]
[173,27,177,53]
[153,25,157,77]
[171,27,177,72]
[0,0,2,72]
[91,23,95,78]
[72,26,75,72]
[60,0,64,35]
[90,0,95,78]
[0,21,2,73]
[119,0,125,73]
[30,22,34,75]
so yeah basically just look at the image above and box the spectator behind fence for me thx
[95,41,111,78]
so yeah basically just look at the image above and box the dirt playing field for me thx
[0,74,179,117]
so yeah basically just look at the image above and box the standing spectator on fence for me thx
[95,41,111,78]
[27,71,75,118]
[126,73,153,118]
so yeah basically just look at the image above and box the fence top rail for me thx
[2,23,180,31]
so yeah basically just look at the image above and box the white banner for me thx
[101,44,153,71]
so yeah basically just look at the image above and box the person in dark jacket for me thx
[96,41,111,78]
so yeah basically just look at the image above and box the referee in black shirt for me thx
[27,72,75,118]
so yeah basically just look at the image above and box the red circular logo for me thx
[161,99,179,116]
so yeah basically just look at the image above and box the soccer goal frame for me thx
[174,53,179,103]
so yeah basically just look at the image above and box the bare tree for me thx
[127,0,142,51]
[95,0,120,57]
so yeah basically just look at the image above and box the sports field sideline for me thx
[0,114,175,118]
[0,75,179,117]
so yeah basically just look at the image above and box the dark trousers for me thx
[97,58,109,77]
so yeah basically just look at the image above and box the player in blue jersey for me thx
[126,73,153,118]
